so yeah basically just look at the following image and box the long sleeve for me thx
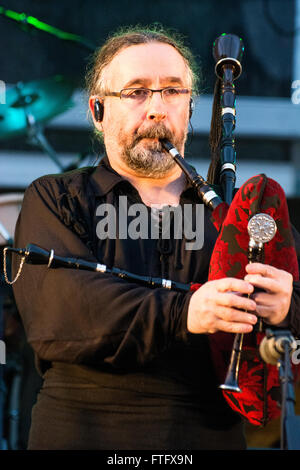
[12,176,192,370]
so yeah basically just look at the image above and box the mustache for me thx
[132,125,174,148]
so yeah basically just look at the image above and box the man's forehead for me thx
[122,75,185,88]
[103,42,189,89]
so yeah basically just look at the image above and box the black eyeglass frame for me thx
[102,86,191,102]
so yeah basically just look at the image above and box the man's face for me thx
[91,42,192,178]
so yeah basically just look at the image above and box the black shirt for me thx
[11,156,300,450]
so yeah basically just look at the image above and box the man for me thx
[12,27,300,450]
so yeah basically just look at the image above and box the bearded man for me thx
[12,26,300,450]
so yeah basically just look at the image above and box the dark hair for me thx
[86,24,201,96]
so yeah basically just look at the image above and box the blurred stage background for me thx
[0,0,299,450]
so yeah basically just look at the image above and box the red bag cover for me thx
[192,174,299,426]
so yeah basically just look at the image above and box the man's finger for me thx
[254,304,276,318]
[244,274,279,293]
[215,319,254,334]
[216,278,254,295]
[252,291,274,305]
[216,292,256,311]
[245,263,280,278]
[216,305,257,325]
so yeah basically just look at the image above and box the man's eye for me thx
[164,88,180,96]
[126,89,149,99]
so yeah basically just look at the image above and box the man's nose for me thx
[146,92,167,122]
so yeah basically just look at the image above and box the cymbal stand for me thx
[25,113,65,172]
[12,82,64,172]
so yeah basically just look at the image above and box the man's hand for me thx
[187,278,257,334]
[244,263,293,326]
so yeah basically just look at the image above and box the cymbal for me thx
[0,75,75,140]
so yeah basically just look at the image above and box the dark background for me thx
[0,0,295,95]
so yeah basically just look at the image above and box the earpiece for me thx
[94,99,104,122]
[189,98,194,119]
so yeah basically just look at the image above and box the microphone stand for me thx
[278,336,300,450]
[260,328,300,450]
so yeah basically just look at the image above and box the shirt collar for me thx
[90,154,195,198]
[90,155,126,196]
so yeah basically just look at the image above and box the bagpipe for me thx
[195,34,299,429]
[3,34,300,433]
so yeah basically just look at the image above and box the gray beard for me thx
[123,141,176,178]
[121,125,186,178]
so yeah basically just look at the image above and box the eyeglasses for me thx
[103,87,191,105]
